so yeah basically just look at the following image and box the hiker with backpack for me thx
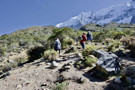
[80,33,87,49]
[87,31,93,43]
[54,38,61,55]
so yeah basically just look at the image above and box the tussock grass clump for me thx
[62,37,75,49]
[43,49,58,61]
[107,40,122,52]
[84,55,98,67]
[121,36,135,57]
[82,44,102,57]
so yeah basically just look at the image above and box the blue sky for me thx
[0,0,128,35]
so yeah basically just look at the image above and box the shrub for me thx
[84,55,98,67]
[62,37,75,49]
[0,46,6,57]
[27,46,46,62]
[107,40,122,52]
[82,44,102,56]
[120,36,135,57]
[48,27,74,42]
[43,49,58,61]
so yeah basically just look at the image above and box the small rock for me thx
[64,66,71,69]
[78,77,85,84]
[46,63,51,66]
[41,83,47,87]
[69,55,74,58]
[51,61,58,68]
[8,60,14,63]
[16,84,22,89]
[114,77,121,83]
[133,85,135,88]
[77,53,83,60]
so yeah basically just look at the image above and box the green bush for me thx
[43,49,58,61]
[48,27,74,42]
[82,44,102,56]
[84,55,98,67]
[27,46,46,62]
[107,40,122,52]
[62,37,74,49]
[121,36,135,57]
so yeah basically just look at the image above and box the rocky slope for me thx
[0,44,135,90]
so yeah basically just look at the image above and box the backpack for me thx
[87,33,91,37]
[83,35,87,41]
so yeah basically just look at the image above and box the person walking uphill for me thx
[87,31,93,43]
[80,33,87,49]
[54,38,61,55]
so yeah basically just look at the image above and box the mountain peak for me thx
[56,1,135,29]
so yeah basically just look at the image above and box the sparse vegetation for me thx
[84,55,98,67]
[52,82,68,90]
[82,44,102,57]
[43,49,58,61]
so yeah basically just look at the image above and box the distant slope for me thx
[0,26,56,57]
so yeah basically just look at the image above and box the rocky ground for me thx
[0,45,134,90]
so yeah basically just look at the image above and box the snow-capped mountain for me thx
[56,0,135,29]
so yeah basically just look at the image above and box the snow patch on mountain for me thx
[56,0,135,29]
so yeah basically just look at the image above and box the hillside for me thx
[0,24,135,90]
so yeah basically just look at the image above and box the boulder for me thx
[114,77,121,83]
[92,50,118,73]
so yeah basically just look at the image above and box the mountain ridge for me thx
[56,0,135,29]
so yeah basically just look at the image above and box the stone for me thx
[64,66,71,69]
[8,60,14,63]
[77,53,84,60]
[78,77,85,84]
[126,76,132,84]
[92,49,118,73]
[114,77,121,83]
[16,84,22,89]
[41,83,47,87]
[46,63,51,66]
[133,85,135,88]
[51,61,58,68]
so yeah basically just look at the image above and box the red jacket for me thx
[80,34,87,43]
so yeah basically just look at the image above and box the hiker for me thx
[87,31,93,43]
[114,57,120,74]
[80,33,87,49]
[54,38,61,54]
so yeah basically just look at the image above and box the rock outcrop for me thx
[92,50,118,74]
